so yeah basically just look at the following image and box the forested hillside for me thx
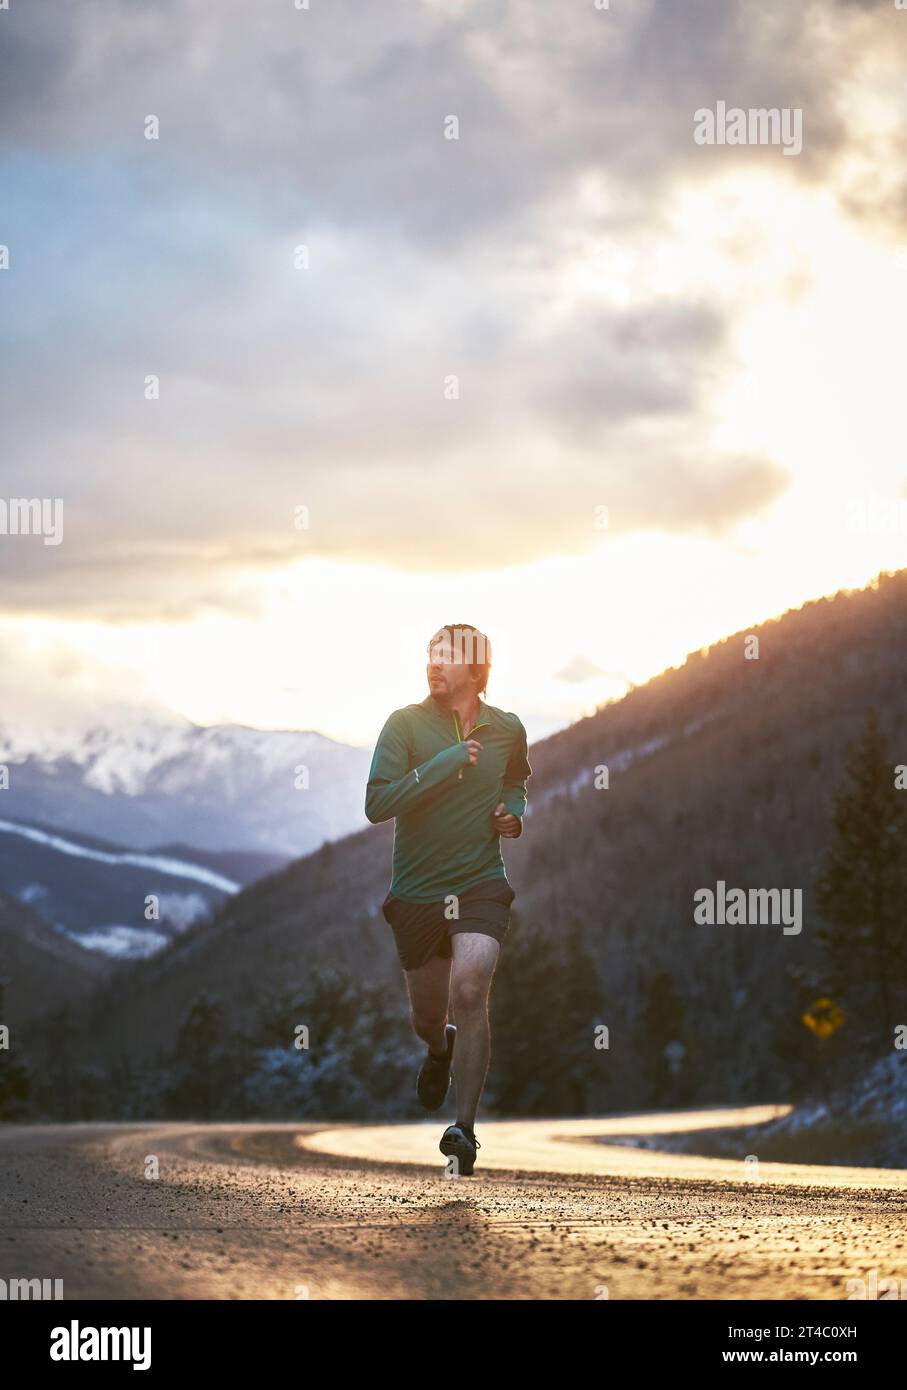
[6,570,906,1130]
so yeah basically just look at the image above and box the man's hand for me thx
[492,801,521,837]
[463,739,483,766]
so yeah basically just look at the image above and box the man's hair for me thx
[427,623,492,695]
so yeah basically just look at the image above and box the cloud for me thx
[0,1,878,236]
[555,655,609,684]
[0,0,893,619]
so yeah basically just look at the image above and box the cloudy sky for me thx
[2,0,906,746]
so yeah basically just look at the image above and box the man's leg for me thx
[404,952,452,1056]
[449,932,500,1129]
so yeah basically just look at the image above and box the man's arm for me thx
[365,710,469,823]
[497,718,532,837]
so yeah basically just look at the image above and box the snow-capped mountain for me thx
[0,817,234,960]
[0,815,292,960]
[0,716,373,857]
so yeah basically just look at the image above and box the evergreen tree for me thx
[44,1003,77,1121]
[814,711,907,1051]
[637,969,692,1106]
[0,978,32,1120]
[167,992,230,1118]
[490,914,602,1115]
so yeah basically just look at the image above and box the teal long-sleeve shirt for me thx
[365,695,532,902]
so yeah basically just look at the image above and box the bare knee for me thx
[451,978,489,1016]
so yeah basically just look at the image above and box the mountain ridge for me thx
[63,568,907,1102]
[0,717,372,856]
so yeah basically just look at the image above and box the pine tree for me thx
[169,992,228,1118]
[814,711,907,1051]
[637,969,692,1106]
[0,978,32,1120]
[490,914,602,1114]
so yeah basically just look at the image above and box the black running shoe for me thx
[416,1024,456,1111]
[439,1123,480,1177]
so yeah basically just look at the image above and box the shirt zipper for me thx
[452,710,489,780]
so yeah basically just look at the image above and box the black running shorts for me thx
[381,876,516,972]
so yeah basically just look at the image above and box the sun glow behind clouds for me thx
[7,170,905,750]
[5,10,907,745]
[6,168,907,745]
[8,513,903,751]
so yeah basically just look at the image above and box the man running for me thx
[365,623,531,1175]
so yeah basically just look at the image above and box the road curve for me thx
[0,1114,904,1300]
[300,1107,907,1190]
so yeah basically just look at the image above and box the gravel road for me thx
[1,1113,904,1300]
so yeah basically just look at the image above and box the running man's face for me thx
[426,632,482,702]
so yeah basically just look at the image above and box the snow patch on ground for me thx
[608,1055,907,1170]
[67,926,170,960]
[0,819,239,892]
